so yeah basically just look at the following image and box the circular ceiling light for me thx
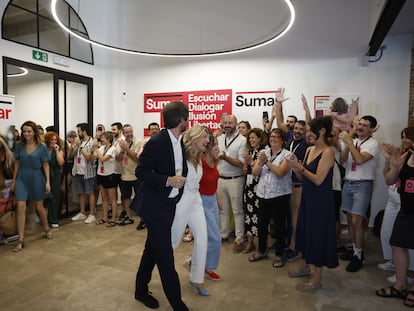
[7,67,29,77]
[51,0,295,57]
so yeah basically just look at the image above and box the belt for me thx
[219,175,243,180]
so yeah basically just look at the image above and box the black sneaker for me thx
[118,210,127,221]
[136,220,146,230]
[340,250,365,261]
[346,255,363,272]
[284,248,300,262]
[119,217,134,226]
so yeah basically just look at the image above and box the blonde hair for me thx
[183,125,209,163]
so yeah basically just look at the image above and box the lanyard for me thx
[78,137,91,156]
[101,145,111,165]
[355,136,371,148]
[289,140,300,154]
[225,133,239,149]
[267,149,282,172]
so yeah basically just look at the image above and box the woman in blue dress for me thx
[286,116,338,290]
[11,121,52,252]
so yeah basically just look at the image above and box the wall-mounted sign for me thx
[143,89,232,136]
[32,50,48,62]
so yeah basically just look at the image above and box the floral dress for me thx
[243,148,263,237]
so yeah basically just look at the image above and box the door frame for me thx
[2,56,93,134]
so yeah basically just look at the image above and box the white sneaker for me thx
[51,224,59,228]
[387,273,414,285]
[377,261,395,271]
[71,212,87,221]
[84,214,96,224]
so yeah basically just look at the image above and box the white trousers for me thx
[381,187,414,270]
[217,177,245,243]
[172,191,207,283]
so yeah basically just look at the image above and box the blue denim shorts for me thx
[73,174,95,194]
[341,180,373,217]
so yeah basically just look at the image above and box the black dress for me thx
[296,151,339,268]
[390,152,414,249]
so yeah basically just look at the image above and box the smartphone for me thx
[263,111,269,122]
[97,126,103,132]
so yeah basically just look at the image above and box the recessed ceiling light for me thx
[51,0,295,57]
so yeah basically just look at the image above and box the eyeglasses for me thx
[270,135,281,139]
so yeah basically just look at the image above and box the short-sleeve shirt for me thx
[256,147,292,199]
[344,137,380,181]
[118,137,143,181]
[217,132,247,177]
[97,145,117,176]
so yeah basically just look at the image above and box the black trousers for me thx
[135,208,189,311]
[258,194,290,257]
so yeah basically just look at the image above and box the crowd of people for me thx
[1,89,413,310]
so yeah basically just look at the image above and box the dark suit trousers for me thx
[135,207,188,311]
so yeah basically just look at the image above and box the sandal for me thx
[248,252,268,262]
[13,240,24,252]
[376,286,408,299]
[96,219,107,225]
[404,291,414,307]
[288,268,311,278]
[106,221,117,227]
[296,282,322,291]
[45,228,53,239]
[272,256,284,268]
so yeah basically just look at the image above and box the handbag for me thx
[0,209,17,235]
[0,192,17,236]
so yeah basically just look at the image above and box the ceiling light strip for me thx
[7,67,29,77]
[51,0,295,58]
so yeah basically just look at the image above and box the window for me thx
[2,0,93,64]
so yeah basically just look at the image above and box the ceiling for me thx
[59,0,414,62]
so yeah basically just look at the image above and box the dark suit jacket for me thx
[131,129,187,221]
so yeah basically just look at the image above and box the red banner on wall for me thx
[143,89,232,135]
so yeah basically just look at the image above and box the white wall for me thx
[0,0,412,226]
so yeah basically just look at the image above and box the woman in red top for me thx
[200,129,222,281]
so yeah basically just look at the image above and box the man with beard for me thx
[116,124,142,226]
[132,101,189,311]
[111,122,124,219]
[217,114,248,253]
[339,115,380,272]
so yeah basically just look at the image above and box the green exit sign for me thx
[32,50,48,62]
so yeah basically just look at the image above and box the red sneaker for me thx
[205,270,221,281]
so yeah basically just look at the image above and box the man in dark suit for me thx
[133,101,189,310]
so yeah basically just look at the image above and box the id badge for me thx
[264,174,272,185]
[123,155,128,165]
[77,156,81,164]
[100,165,104,174]
[351,161,357,172]
[246,174,253,186]
[404,179,414,193]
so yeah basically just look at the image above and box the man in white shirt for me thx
[339,115,380,272]
[116,124,142,226]
[71,123,97,224]
[217,115,248,253]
